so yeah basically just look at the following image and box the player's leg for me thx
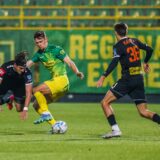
[101,90,122,138]
[14,103,23,112]
[136,103,160,124]
[0,90,14,110]
[129,76,160,124]
[33,83,56,125]
[33,76,69,133]
[12,85,26,112]
[101,79,127,138]
[45,75,69,133]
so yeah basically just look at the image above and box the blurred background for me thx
[0,0,160,102]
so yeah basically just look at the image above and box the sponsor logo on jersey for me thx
[0,68,6,76]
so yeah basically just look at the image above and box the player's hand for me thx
[143,63,150,73]
[20,110,28,120]
[96,76,105,88]
[76,72,84,79]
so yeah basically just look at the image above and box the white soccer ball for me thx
[52,121,68,134]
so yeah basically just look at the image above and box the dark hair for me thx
[114,23,128,36]
[15,51,28,67]
[34,30,46,39]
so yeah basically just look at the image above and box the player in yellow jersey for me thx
[27,31,84,133]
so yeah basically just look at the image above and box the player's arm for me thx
[24,83,33,110]
[136,39,153,63]
[63,55,84,79]
[20,69,33,120]
[135,39,153,73]
[20,83,32,120]
[27,60,35,68]
[97,57,119,87]
[102,57,119,77]
[27,52,39,68]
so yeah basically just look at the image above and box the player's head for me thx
[114,23,128,37]
[14,51,28,74]
[34,30,48,50]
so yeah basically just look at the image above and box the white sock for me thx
[111,124,120,131]
[42,111,51,115]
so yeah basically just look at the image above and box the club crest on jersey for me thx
[60,49,65,55]
[27,75,32,80]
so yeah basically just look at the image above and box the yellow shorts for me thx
[44,75,69,102]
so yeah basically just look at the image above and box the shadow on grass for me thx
[0,131,160,142]
[0,130,46,135]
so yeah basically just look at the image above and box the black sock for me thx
[152,114,160,124]
[107,114,117,126]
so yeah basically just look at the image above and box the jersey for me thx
[0,61,33,93]
[32,44,67,77]
[113,37,151,76]
[109,37,153,104]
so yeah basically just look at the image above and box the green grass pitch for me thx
[0,103,160,160]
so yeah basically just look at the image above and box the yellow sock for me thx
[48,119,56,125]
[34,91,49,112]
[34,91,56,125]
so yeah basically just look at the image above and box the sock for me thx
[49,119,56,125]
[34,91,56,125]
[107,114,120,131]
[34,92,49,112]
[152,114,160,124]
[107,114,117,126]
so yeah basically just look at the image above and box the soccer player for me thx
[27,31,84,133]
[96,23,160,139]
[0,51,33,120]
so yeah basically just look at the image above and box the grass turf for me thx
[0,103,160,160]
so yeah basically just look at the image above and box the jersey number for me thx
[127,46,140,62]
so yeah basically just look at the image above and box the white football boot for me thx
[102,130,122,139]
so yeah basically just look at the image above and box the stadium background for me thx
[0,0,160,102]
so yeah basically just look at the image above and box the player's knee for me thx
[101,99,109,107]
[139,110,148,118]
[16,109,21,112]
[16,107,22,112]
[15,104,23,112]
[137,103,148,118]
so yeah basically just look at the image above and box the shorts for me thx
[110,75,146,105]
[44,75,69,102]
[0,85,25,104]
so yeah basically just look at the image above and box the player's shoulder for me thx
[0,61,14,76]
[113,40,122,49]
[1,61,14,69]
[114,37,139,47]
[47,44,64,52]
[53,45,66,55]
[48,44,57,50]
[55,45,64,51]
[130,37,140,43]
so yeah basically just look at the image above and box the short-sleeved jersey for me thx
[113,37,149,76]
[0,61,33,90]
[32,44,67,77]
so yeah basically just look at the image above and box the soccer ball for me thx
[52,121,68,134]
